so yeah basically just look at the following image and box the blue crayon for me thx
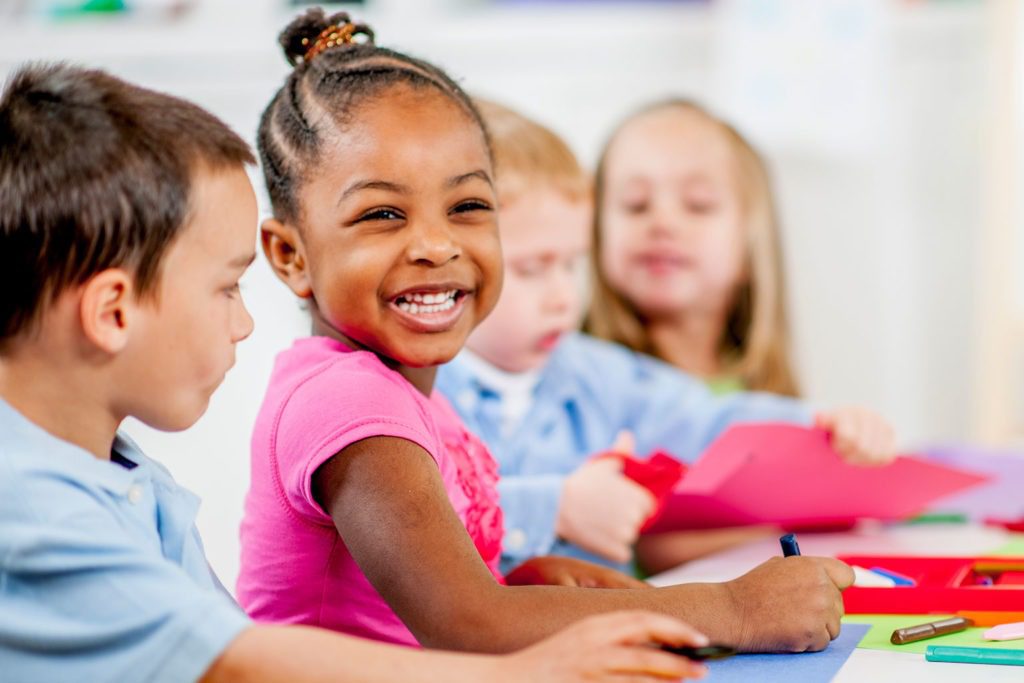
[780,533,801,557]
[869,566,917,587]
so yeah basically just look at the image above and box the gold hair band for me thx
[303,23,357,63]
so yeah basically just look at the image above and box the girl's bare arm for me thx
[313,436,852,654]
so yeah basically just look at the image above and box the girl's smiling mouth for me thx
[387,285,471,333]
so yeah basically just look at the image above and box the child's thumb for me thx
[611,430,636,455]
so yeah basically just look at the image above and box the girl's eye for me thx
[686,200,718,215]
[223,283,241,298]
[451,199,493,215]
[356,207,404,223]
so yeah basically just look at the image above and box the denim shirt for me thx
[437,333,812,573]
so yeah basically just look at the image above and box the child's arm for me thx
[635,526,779,576]
[505,555,650,589]
[622,353,896,466]
[201,612,709,683]
[313,435,854,654]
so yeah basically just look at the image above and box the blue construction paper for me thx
[705,623,870,682]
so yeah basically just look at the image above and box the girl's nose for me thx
[408,220,461,265]
[647,197,684,237]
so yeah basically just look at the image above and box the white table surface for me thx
[649,523,1024,682]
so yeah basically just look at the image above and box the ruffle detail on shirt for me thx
[442,428,505,577]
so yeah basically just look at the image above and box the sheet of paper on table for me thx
[705,623,870,682]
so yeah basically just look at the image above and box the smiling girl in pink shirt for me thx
[237,7,855,659]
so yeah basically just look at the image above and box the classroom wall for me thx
[0,0,997,590]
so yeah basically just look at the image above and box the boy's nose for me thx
[233,301,255,342]
[544,268,581,316]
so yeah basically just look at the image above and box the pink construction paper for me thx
[646,424,989,533]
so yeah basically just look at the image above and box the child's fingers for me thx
[589,534,633,565]
[858,423,889,465]
[621,480,658,522]
[611,429,636,455]
[829,409,867,461]
[577,610,709,649]
[845,411,896,465]
[867,420,897,464]
[818,557,856,590]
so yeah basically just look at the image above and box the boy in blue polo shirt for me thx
[437,100,898,576]
[0,63,709,683]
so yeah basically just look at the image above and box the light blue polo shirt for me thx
[437,332,813,573]
[0,398,249,682]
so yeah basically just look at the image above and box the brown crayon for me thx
[891,617,973,645]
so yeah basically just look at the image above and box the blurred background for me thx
[1,0,1021,588]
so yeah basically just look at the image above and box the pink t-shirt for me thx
[237,336,504,647]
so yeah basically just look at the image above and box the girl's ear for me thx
[261,218,313,298]
[79,268,134,354]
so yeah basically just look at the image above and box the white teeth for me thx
[395,292,457,316]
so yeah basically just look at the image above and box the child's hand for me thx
[720,556,854,652]
[497,611,709,682]
[815,407,897,466]
[505,556,651,589]
[557,432,656,564]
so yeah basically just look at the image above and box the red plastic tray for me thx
[838,555,1024,614]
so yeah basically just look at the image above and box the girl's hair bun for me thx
[278,7,375,67]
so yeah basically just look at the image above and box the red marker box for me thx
[839,555,1024,614]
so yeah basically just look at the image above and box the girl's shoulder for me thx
[264,336,435,434]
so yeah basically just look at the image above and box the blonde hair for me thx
[585,99,800,397]
[474,98,590,204]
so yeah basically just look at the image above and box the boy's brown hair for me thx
[0,63,254,351]
[474,98,590,205]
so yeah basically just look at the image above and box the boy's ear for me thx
[261,218,312,298]
[79,269,134,354]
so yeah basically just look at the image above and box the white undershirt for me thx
[458,350,542,438]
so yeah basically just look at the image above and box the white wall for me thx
[0,0,995,590]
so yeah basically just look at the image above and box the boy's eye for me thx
[565,254,588,273]
[451,199,493,215]
[623,200,649,215]
[223,283,241,298]
[513,262,545,278]
[356,207,404,222]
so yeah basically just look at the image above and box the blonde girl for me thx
[588,100,799,396]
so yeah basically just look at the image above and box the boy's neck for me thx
[646,310,727,378]
[0,351,120,461]
[459,348,543,389]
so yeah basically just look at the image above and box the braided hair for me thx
[259,8,491,223]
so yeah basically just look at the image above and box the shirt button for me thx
[127,485,144,505]
[506,528,527,551]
